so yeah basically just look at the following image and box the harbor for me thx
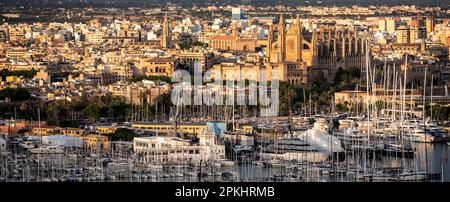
[0,0,450,184]
[1,117,449,182]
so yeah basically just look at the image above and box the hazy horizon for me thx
[0,0,448,8]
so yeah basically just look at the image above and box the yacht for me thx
[29,145,64,154]
[404,128,435,143]
[220,160,235,167]
[335,123,369,147]
[295,119,344,154]
[292,117,311,130]
[398,171,427,181]
[338,119,353,127]
[20,141,37,149]
[338,116,364,127]
[260,119,344,163]
[356,120,374,128]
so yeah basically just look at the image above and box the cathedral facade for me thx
[265,15,368,85]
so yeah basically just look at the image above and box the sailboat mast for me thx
[430,73,434,123]
[423,67,428,174]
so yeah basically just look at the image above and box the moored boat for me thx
[29,145,64,154]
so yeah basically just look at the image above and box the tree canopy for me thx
[106,128,138,141]
[0,87,31,102]
[178,40,204,50]
[0,69,38,80]
[81,95,131,121]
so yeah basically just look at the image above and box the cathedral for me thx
[265,15,368,85]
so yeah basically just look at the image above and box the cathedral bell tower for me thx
[161,13,170,49]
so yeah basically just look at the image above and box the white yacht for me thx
[338,119,353,126]
[404,128,435,143]
[21,141,37,149]
[335,126,370,146]
[220,160,235,167]
[294,119,344,154]
[398,171,427,181]
[338,116,364,127]
[29,145,64,154]
[260,119,344,163]
[356,120,374,128]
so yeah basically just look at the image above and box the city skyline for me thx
[0,1,449,185]
[1,0,449,7]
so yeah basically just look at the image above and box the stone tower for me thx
[161,13,170,49]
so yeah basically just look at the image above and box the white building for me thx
[211,18,223,30]
[42,135,83,148]
[231,7,244,20]
[133,132,225,164]
[146,31,157,41]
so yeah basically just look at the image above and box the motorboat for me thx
[29,145,64,154]
[338,116,363,127]
[356,120,374,128]
[404,128,435,143]
[398,171,427,181]
[20,141,37,149]
[220,160,235,167]
[260,120,344,163]
[294,120,344,154]
[338,119,353,126]
[335,123,369,146]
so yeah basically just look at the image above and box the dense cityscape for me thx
[0,1,450,182]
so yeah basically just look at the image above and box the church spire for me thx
[268,24,273,61]
[312,28,318,65]
[297,14,302,62]
[278,14,285,31]
[278,14,285,63]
